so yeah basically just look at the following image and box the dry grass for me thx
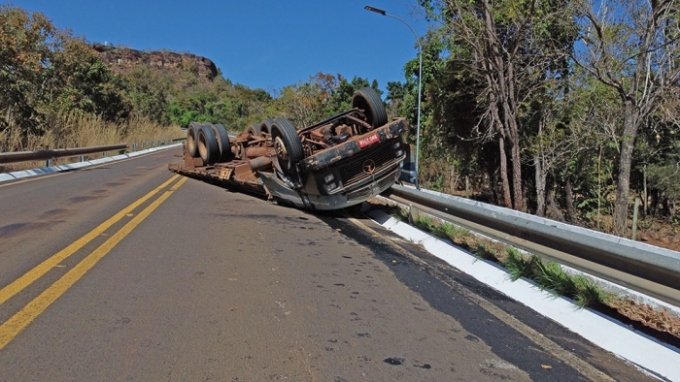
[1,113,184,172]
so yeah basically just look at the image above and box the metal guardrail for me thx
[383,184,680,307]
[0,144,128,165]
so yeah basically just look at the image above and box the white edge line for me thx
[0,144,182,184]
[368,208,680,381]
[376,194,680,317]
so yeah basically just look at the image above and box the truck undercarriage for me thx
[169,87,408,210]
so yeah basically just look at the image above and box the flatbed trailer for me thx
[169,87,408,210]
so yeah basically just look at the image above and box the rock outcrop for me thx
[92,43,218,80]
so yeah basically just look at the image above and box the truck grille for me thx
[337,143,398,187]
[346,168,398,201]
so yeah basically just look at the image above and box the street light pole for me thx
[364,5,422,189]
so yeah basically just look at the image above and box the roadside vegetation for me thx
[2,2,679,239]
[0,6,381,158]
[405,0,680,240]
[390,205,609,308]
[384,203,680,339]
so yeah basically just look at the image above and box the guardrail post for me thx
[45,159,51,167]
[79,155,84,162]
[143,142,147,149]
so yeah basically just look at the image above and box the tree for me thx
[50,38,130,122]
[0,6,57,138]
[570,0,680,235]
[419,0,577,210]
[274,82,325,128]
[270,74,382,129]
[385,81,407,118]
[120,66,173,124]
[324,75,381,115]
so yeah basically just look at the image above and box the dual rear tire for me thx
[247,119,272,137]
[187,122,231,165]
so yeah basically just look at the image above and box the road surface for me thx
[0,148,655,381]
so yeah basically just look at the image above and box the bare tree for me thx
[571,0,680,235]
[423,0,575,211]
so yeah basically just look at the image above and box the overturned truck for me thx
[169,87,408,210]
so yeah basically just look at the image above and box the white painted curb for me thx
[0,144,182,184]
[369,209,680,381]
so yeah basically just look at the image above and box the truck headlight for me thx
[325,182,338,192]
[395,150,403,157]
[324,173,335,183]
[393,141,401,149]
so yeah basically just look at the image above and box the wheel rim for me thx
[188,134,195,152]
[274,136,290,169]
[198,132,208,159]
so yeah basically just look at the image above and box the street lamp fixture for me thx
[364,5,386,15]
[364,5,422,189]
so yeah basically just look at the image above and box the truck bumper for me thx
[259,166,401,211]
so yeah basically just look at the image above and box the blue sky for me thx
[9,0,429,95]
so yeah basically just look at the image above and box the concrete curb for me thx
[368,208,680,381]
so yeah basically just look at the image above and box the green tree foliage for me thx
[120,66,173,125]
[50,38,131,121]
[647,165,680,215]
[270,73,382,129]
[417,0,578,211]
[405,0,680,231]
[0,3,384,153]
[570,0,680,234]
[323,75,381,116]
[0,6,58,135]
[161,74,274,130]
[0,5,130,147]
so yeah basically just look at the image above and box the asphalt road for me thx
[0,148,656,381]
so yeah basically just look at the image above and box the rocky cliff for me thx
[92,43,218,80]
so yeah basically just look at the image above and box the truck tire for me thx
[352,87,387,128]
[187,122,201,158]
[197,124,220,165]
[210,123,232,161]
[271,118,303,178]
[247,124,261,136]
[259,119,273,135]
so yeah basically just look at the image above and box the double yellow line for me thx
[0,174,187,350]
